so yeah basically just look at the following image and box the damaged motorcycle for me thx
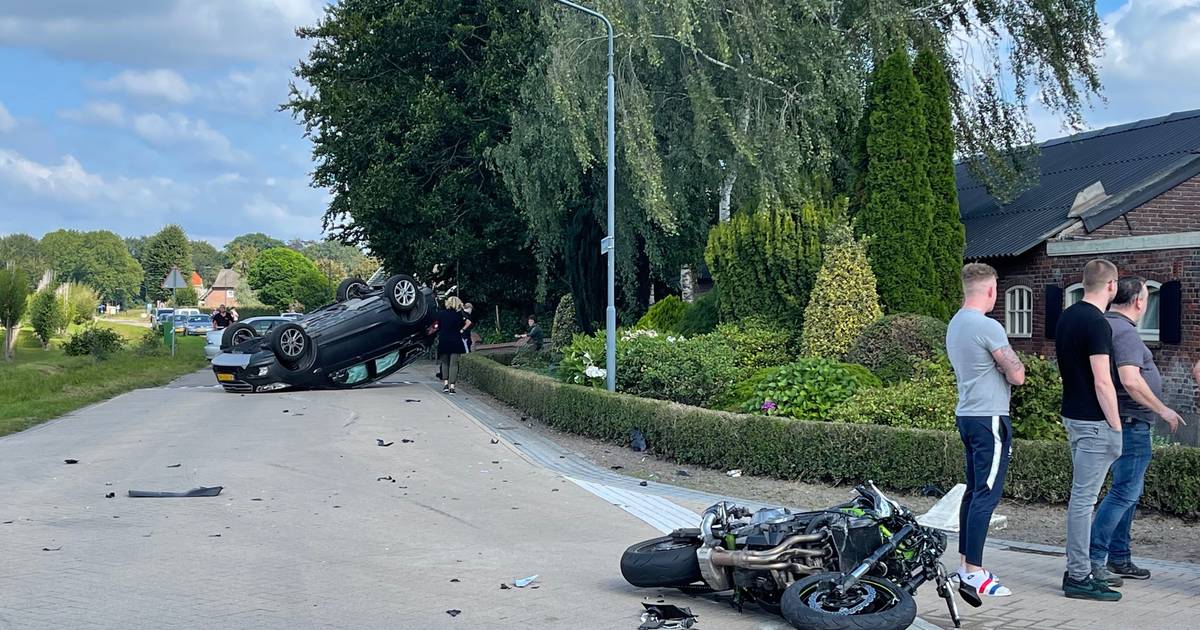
[621,482,978,629]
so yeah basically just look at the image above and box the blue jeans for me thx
[1090,422,1153,566]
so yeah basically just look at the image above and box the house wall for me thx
[201,288,238,310]
[979,177,1200,445]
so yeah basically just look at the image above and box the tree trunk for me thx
[2,326,13,361]
[680,266,695,303]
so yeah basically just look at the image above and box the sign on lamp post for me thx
[162,266,189,356]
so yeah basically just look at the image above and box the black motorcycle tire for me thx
[781,572,916,630]
[619,535,704,589]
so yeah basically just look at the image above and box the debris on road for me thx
[514,575,538,588]
[639,481,649,487]
[675,470,691,477]
[128,486,223,498]
[446,609,462,617]
[500,583,511,590]
[64,459,78,464]
[490,438,500,445]
[104,492,115,499]
[405,399,421,403]
[638,603,698,629]
[377,476,395,483]
[377,439,394,447]
[401,439,414,443]
[610,465,624,470]
[921,483,946,498]
[208,534,222,538]
[42,547,62,552]
[449,578,460,583]
[167,464,181,468]
[629,428,647,452]
[726,469,742,478]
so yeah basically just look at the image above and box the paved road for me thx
[0,370,787,630]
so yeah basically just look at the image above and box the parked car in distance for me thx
[175,308,201,317]
[280,312,303,321]
[151,308,174,326]
[171,314,189,334]
[205,316,290,360]
[184,315,213,336]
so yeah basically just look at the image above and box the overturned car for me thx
[210,274,437,393]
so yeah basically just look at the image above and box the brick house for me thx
[200,269,240,309]
[958,109,1200,445]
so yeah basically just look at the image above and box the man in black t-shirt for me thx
[211,305,234,329]
[1055,259,1123,602]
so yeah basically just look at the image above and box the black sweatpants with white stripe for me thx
[957,415,1012,566]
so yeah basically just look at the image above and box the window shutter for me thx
[1044,285,1064,340]
[1160,280,1182,344]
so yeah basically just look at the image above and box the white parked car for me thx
[205,316,291,361]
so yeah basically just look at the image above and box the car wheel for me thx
[384,275,420,312]
[336,277,368,302]
[268,323,311,366]
[221,322,259,350]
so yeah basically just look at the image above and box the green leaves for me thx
[743,359,880,420]
[142,226,192,303]
[28,289,67,348]
[800,219,883,359]
[247,248,333,312]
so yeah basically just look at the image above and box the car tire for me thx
[221,322,259,350]
[384,274,420,312]
[268,323,312,368]
[619,534,705,589]
[336,277,368,302]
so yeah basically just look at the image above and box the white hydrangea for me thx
[584,365,607,379]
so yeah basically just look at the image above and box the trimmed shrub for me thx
[64,283,100,325]
[459,355,1200,516]
[135,329,168,357]
[619,331,738,408]
[63,326,125,359]
[827,380,958,431]
[676,289,718,336]
[1011,353,1066,440]
[845,313,947,383]
[744,359,880,420]
[710,318,795,375]
[800,221,882,359]
[28,289,67,348]
[636,295,688,333]
[550,294,578,351]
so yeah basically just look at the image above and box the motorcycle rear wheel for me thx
[620,534,704,589]
[780,572,916,630]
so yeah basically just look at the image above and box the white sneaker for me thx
[958,568,1013,597]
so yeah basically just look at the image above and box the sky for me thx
[0,1,1198,247]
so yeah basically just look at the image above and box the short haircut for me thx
[1082,259,1118,292]
[444,296,463,310]
[463,302,473,310]
[1112,276,1146,307]
[528,314,537,322]
[961,263,997,293]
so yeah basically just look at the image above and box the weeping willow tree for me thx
[493,0,1102,318]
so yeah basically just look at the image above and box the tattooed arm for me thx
[991,345,1026,386]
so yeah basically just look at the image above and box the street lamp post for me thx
[553,0,616,392]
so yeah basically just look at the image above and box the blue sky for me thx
[0,1,1197,247]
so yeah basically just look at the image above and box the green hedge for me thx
[460,355,1200,518]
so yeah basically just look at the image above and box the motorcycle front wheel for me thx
[780,572,916,630]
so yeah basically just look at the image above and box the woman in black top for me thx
[436,297,468,394]
[461,303,476,351]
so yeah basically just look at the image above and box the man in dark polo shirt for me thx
[1055,259,1122,601]
[1092,277,1184,582]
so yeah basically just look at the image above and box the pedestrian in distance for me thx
[1091,277,1184,583]
[1056,259,1124,602]
[436,296,468,394]
[211,305,234,330]
[946,263,1025,599]
[462,302,476,352]
[515,314,543,352]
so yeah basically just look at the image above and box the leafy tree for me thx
[124,236,148,265]
[855,49,937,316]
[142,225,192,303]
[62,283,100,325]
[190,240,227,286]
[914,47,966,318]
[28,289,66,349]
[801,220,883,359]
[40,230,143,306]
[0,268,29,360]
[248,247,332,311]
[170,286,199,307]
[0,234,45,276]
[226,233,285,253]
[286,0,541,308]
[705,200,834,331]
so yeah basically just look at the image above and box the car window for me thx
[375,350,400,373]
[332,363,369,385]
[188,316,208,323]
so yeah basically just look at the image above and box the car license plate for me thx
[217,373,235,382]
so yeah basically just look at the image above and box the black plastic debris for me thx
[377,439,394,447]
[64,459,78,464]
[128,486,223,498]
[104,492,115,499]
[282,410,289,413]
[639,481,649,487]
[405,399,421,403]
[675,470,690,477]
[921,483,946,498]
[610,465,624,471]
[446,609,462,617]
[251,498,263,501]
[166,464,181,468]
[42,547,62,552]
[499,583,511,590]
[209,534,222,538]
[377,476,395,482]
[629,428,647,452]
[450,578,460,583]
[401,439,414,444]
[638,603,698,629]
[490,438,499,445]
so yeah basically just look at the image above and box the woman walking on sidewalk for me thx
[436,297,468,394]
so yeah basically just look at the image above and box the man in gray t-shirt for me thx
[946,263,1026,598]
[1090,277,1183,582]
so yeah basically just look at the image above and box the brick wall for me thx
[977,176,1200,444]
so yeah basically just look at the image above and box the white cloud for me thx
[0,101,14,132]
[0,1,325,68]
[60,101,126,126]
[0,148,175,213]
[131,112,248,164]
[96,69,193,104]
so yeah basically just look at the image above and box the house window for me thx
[1005,286,1032,338]
[225,289,235,299]
[1140,281,1161,342]
[1065,283,1084,308]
